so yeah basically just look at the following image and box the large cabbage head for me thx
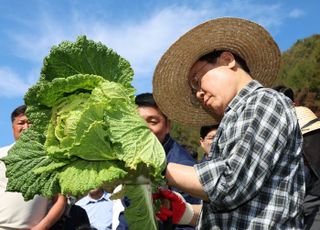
[3,36,166,199]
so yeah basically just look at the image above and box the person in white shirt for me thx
[76,188,113,230]
[0,105,66,230]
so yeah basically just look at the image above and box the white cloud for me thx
[7,5,209,79]
[0,67,32,98]
[82,6,207,77]
[7,1,288,67]
[289,9,305,18]
[2,0,296,97]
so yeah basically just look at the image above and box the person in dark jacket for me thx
[135,93,201,230]
[295,106,320,230]
[272,85,320,230]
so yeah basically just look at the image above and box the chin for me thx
[211,107,224,119]
[203,106,220,119]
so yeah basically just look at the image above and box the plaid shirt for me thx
[195,80,305,229]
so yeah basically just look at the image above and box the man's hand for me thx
[153,189,194,225]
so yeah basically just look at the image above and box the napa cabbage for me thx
[2,36,166,230]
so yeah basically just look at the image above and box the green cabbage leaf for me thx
[2,36,166,230]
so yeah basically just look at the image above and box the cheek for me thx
[201,74,220,96]
[156,125,169,141]
[13,125,21,132]
[146,124,158,134]
[148,124,163,136]
[203,144,211,153]
[202,68,234,91]
[12,126,21,140]
[148,125,158,134]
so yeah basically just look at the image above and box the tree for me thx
[274,34,320,116]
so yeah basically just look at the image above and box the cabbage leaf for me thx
[2,36,166,230]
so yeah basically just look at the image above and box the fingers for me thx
[152,192,162,200]
[159,189,178,200]
[156,207,173,221]
[153,189,181,201]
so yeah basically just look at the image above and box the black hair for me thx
[135,93,168,120]
[200,124,219,138]
[11,105,27,123]
[199,50,251,74]
[272,85,295,101]
[135,93,157,107]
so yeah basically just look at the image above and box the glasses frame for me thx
[188,62,211,94]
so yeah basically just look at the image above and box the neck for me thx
[236,69,253,93]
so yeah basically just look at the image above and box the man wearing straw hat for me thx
[152,17,305,229]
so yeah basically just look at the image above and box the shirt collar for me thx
[226,80,263,113]
[86,191,110,204]
[162,134,173,153]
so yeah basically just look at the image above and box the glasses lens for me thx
[190,74,201,91]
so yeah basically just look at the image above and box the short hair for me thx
[272,85,294,101]
[135,93,168,120]
[200,124,219,138]
[199,50,251,74]
[11,105,27,123]
[135,93,157,107]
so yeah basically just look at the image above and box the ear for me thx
[200,138,205,148]
[220,51,236,69]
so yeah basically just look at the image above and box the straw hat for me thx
[295,106,320,135]
[153,17,281,126]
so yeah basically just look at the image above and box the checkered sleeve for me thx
[195,92,291,211]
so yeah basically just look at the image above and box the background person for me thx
[272,85,320,230]
[0,105,66,230]
[76,188,113,230]
[135,93,201,230]
[296,106,320,230]
[199,125,218,162]
[152,17,305,229]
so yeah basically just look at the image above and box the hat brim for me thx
[295,106,320,135]
[301,122,320,135]
[153,17,281,126]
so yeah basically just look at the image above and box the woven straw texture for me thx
[295,106,320,135]
[153,17,280,126]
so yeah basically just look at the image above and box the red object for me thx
[153,189,187,224]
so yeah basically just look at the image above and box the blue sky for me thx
[0,0,319,147]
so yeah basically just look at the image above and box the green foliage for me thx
[274,34,320,115]
[40,36,133,88]
[170,122,203,161]
[124,184,158,230]
[5,129,61,199]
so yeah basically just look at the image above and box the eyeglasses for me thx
[188,62,210,94]
[188,62,211,106]
[204,135,215,141]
